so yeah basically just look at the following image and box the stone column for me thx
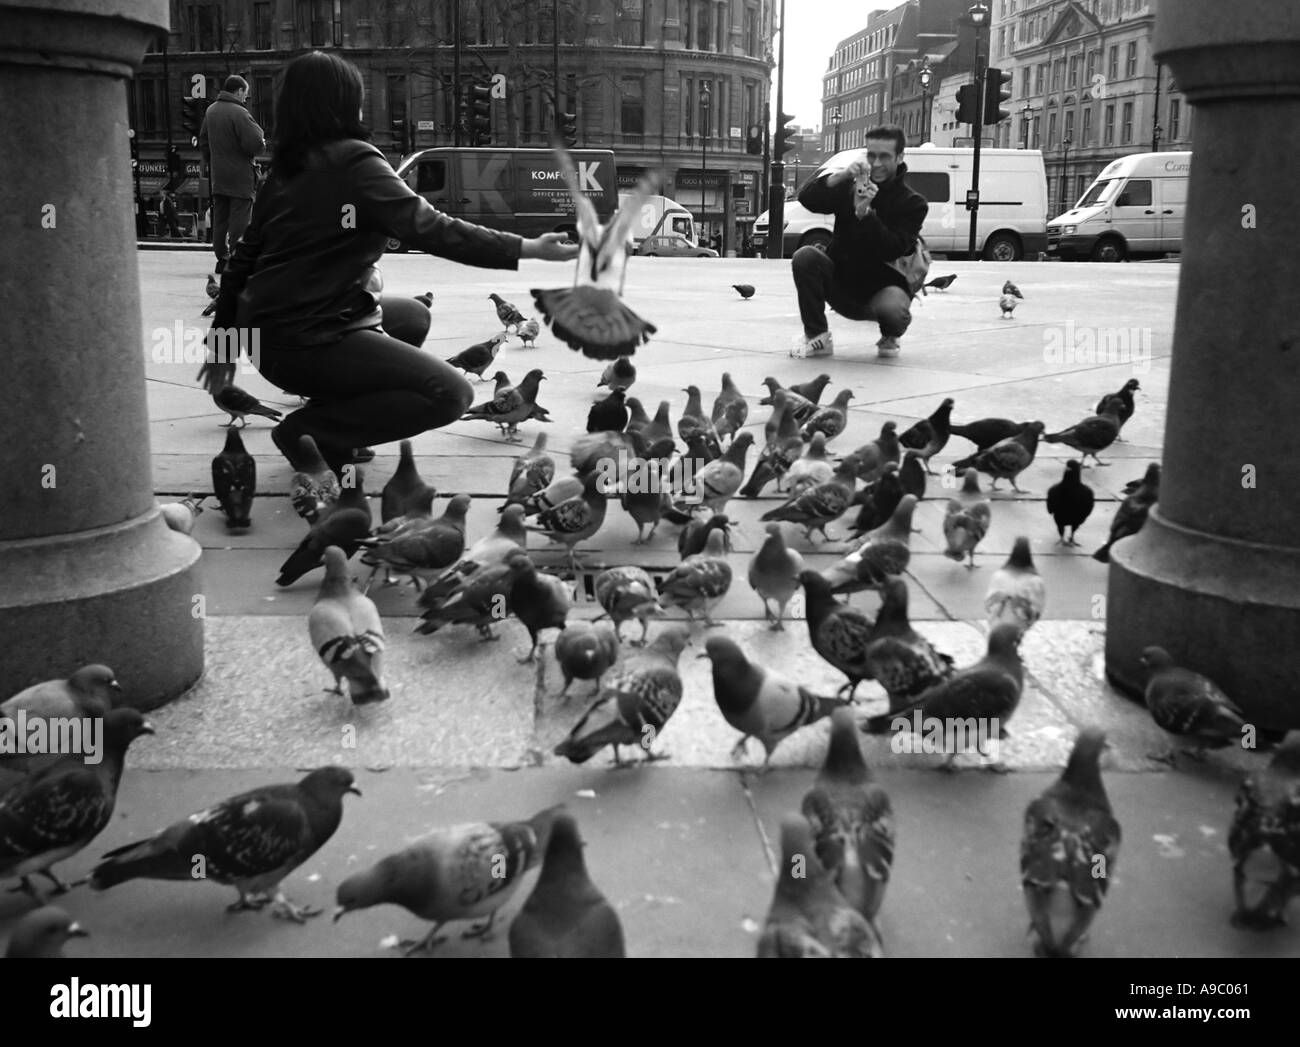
[0,0,203,710]
[1105,0,1300,727]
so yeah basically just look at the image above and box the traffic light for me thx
[181,95,210,147]
[391,116,409,156]
[745,123,762,155]
[955,84,980,125]
[560,109,578,150]
[774,110,797,160]
[470,84,492,146]
[984,67,1013,124]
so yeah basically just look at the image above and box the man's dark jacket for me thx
[212,140,522,346]
[199,91,265,199]
[798,160,928,295]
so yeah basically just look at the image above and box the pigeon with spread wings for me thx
[531,151,659,360]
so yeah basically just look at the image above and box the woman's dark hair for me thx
[271,51,371,178]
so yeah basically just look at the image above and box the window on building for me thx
[1081,106,1092,143]
[1035,64,1045,93]
[615,0,644,46]
[743,4,758,56]
[387,75,407,137]
[138,77,165,133]
[1052,60,1063,92]
[1107,45,1118,81]
[1064,108,1074,144]
[1086,50,1097,81]
[539,0,554,44]
[696,1,711,51]
[1169,97,1180,139]
[683,77,694,137]
[699,80,713,138]
[253,74,274,135]
[1031,115,1041,148]
[1126,41,1137,77]
[1068,54,1080,87]
[1047,110,1057,147]
[745,81,757,130]
[188,3,219,51]
[997,27,1005,58]
[1121,100,1133,142]
[1104,103,1115,144]
[620,76,644,136]
[254,2,272,49]
[1021,67,1030,96]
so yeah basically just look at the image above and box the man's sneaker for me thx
[876,335,901,359]
[792,331,834,359]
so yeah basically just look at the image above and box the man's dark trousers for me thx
[212,195,253,275]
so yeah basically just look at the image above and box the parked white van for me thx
[752,145,1048,261]
[1047,151,1191,262]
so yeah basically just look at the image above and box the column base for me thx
[1105,508,1300,729]
[0,510,204,712]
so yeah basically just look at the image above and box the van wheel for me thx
[799,230,832,251]
[385,237,406,253]
[1091,237,1126,262]
[982,232,1021,262]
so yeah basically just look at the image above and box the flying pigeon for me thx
[1020,727,1121,957]
[309,546,389,705]
[1,709,154,900]
[1046,460,1095,546]
[212,427,255,530]
[91,766,360,922]
[509,812,626,957]
[757,814,884,958]
[334,805,562,952]
[801,707,895,926]
[553,625,691,765]
[213,384,282,428]
[531,150,658,359]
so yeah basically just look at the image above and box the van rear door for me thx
[1109,177,1159,254]
[1156,175,1186,253]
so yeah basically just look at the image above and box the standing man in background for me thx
[200,75,265,279]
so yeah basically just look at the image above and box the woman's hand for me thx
[196,328,236,396]
[521,231,581,262]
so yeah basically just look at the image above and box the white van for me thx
[752,145,1048,261]
[1047,151,1191,262]
[620,193,697,247]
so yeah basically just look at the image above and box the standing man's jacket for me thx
[798,161,928,295]
[200,91,265,199]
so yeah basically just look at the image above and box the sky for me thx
[779,5,891,131]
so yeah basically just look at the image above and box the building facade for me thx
[129,0,777,252]
[819,0,1191,217]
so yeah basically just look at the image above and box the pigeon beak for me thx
[109,680,123,692]
[66,922,89,939]
[332,906,348,923]
[139,721,156,735]
[347,785,362,797]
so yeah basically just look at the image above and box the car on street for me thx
[637,234,718,258]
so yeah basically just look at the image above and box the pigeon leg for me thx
[401,924,448,955]
[227,890,272,913]
[636,618,650,646]
[461,908,499,941]
[37,869,73,895]
[516,640,539,665]
[1010,479,1029,494]
[729,735,751,763]
[269,891,323,922]
[219,416,237,428]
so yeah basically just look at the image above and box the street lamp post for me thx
[919,63,932,144]
[967,2,990,259]
[832,106,842,152]
[700,83,711,245]
[1059,136,1072,214]
[1021,102,1034,148]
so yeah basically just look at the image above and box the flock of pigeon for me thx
[5,283,1297,959]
